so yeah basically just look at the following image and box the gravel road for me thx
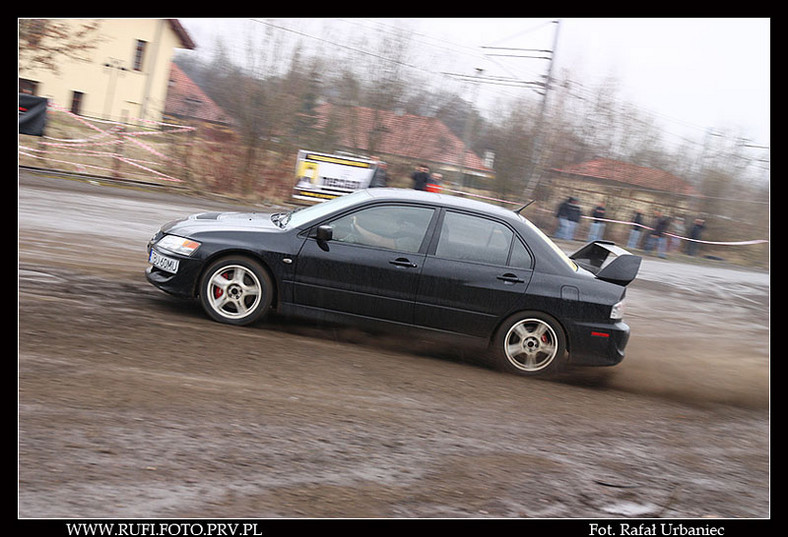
[18,170,769,522]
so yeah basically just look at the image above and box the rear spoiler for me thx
[569,241,642,286]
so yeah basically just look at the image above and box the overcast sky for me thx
[180,18,770,151]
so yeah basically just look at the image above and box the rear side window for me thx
[435,211,514,266]
[509,238,533,269]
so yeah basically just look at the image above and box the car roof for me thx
[365,188,522,222]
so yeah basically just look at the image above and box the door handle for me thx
[497,273,524,284]
[389,257,418,268]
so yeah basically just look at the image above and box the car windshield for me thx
[271,191,371,229]
[518,214,578,272]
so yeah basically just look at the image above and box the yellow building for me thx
[19,19,195,124]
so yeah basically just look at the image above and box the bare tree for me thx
[19,19,102,75]
[215,20,299,197]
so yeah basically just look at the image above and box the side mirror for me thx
[316,225,333,242]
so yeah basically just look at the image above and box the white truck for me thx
[292,150,380,203]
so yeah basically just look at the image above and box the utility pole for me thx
[521,19,560,200]
[443,19,561,196]
[459,67,484,188]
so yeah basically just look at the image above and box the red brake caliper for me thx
[214,270,230,298]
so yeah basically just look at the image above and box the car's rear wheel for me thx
[491,312,567,376]
[199,256,273,325]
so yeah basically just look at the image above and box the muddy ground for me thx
[18,170,770,521]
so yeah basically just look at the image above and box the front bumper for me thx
[145,246,203,298]
[566,320,630,366]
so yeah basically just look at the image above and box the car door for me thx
[415,210,533,337]
[294,203,437,324]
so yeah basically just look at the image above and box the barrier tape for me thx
[20,148,126,178]
[580,216,768,246]
[20,141,185,183]
[435,187,768,246]
[20,146,183,183]
[19,102,195,183]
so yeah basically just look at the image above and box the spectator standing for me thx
[687,218,706,256]
[426,172,442,193]
[411,164,430,191]
[670,217,685,252]
[645,211,671,258]
[566,198,582,240]
[369,158,389,188]
[555,197,577,240]
[587,202,607,242]
[627,211,644,249]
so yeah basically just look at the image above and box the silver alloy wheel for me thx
[205,264,263,321]
[503,318,559,373]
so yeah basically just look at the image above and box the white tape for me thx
[581,215,767,246]
[23,102,194,183]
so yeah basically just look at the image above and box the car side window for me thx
[436,211,514,266]
[328,205,435,253]
[509,238,533,269]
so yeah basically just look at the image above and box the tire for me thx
[199,256,273,326]
[491,311,567,376]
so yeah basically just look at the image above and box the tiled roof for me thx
[168,19,196,50]
[552,157,695,195]
[315,103,492,173]
[165,64,234,125]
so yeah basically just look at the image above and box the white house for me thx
[19,19,195,124]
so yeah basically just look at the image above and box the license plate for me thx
[149,249,179,273]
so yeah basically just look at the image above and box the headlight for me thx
[156,235,201,256]
[610,300,624,320]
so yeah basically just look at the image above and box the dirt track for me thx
[18,170,769,519]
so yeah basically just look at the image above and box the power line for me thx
[200,19,769,155]
[249,18,427,75]
[481,46,553,61]
[442,71,545,89]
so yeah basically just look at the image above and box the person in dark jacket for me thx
[555,196,581,240]
[411,164,430,191]
[587,202,606,241]
[687,218,706,256]
[565,197,582,240]
[627,211,644,249]
[645,211,671,258]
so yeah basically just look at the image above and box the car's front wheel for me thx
[491,312,567,376]
[199,256,273,325]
